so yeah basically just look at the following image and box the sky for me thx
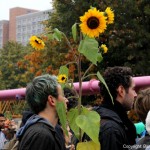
[0,0,53,20]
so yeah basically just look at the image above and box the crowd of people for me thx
[0,66,150,150]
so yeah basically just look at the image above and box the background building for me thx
[16,9,51,45]
[9,7,38,41]
[0,7,51,48]
[0,20,9,48]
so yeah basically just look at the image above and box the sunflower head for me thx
[57,74,67,83]
[29,36,45,50]
[100,44,108,53]
[80,8,107,38]
[104,7,114,24]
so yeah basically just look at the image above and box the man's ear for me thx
[117,85,125,98]
[48,95,56,106]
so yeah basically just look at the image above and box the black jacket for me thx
[94,101,136,150]
[17,115,65,150]
[82,101,136,150]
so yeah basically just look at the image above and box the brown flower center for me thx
[87,17,99,29]
[61,77,66,81]
[35,39,40,44]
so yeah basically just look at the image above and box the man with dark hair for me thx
[64,87,78,111]
[0,113,6,149]
[16,74,68,150]
[95,66,137,150]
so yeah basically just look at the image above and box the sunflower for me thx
[29,36,45,50]
[80,8,107,38]
[104,7,114,24]
[100,44,108,53]
[57,74,67,83]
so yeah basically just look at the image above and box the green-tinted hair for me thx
[25,74,59,114]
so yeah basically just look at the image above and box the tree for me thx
[0,41,29,89]
[48,0,150,75]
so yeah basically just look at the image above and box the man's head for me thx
[64,87,78,111]
[99,66,137,110]
[26,74,67,114]
[0,113,5,130]
[134,87,150,123]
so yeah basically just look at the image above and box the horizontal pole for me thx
[0,76,150,101]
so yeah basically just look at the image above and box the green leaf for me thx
[56,101,68,135]
[46,33,53,40]
[67,108,80,139]
[77,141,100,150]
[78,37,99,65]
[53,28,62,41]
[76,111,100,143]
[67,107,89,140]
[97,71,114,104]
[97,53,103,63]
[72,23,77,42]
[58,65,69,77]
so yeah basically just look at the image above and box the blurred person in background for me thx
[0,113,6,149]
[131,87,150,150]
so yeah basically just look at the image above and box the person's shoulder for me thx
[100,118,125,135]
[25,122,54,137]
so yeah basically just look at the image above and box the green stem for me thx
[82,63,94,79]
[65,61,77,67]
[78,53,82,142]
[62,33,78,61]
[82,73,97,80]
[62,33,73,51]
[67,96,79,100]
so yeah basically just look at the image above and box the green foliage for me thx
[97,71,113,104]
[67,108,80,139]
[72,23,77,42]
[58,66,69,77]
[77,141,100,150]
[56,102,68,135]
[53,28,63,41]
[78,37,100,65]
[0,41,30,89]
[48,0,150,75]
[98,0,150,75]
[76,110,100,144]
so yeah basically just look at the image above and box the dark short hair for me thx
[64,87,78,110]
[134,87,150,123]
[99,66,133,104]
[25,74,59,114]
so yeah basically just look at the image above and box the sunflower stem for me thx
[62,33,78,61]
[82,73,97,81]
[82,63,94,80]
[65,61,77,67]
[77,53,82,142]
[62,33,73,51]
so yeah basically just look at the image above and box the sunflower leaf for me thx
[59,65,69,77]
[97,53,103,63]
[53,28,62,41]
[76,141,100,150]
[78,37,99,65]
[76,110,100,144]
[56,102,68,136]
[97,71,114,104]
[72,23,77,42]
[67,108,80,139]
[67,107,89,140]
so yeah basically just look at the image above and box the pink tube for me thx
[0,76,150,100]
